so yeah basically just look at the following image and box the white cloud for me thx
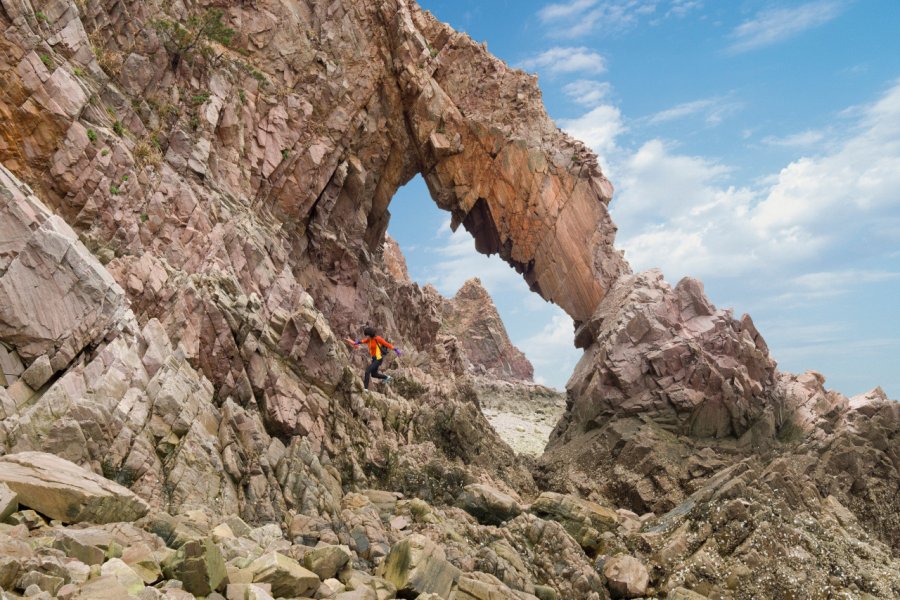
[519,47,607,75]
[557,104,625,158]
[563,79,612,106]
[422,220,523,297]
[516,308,582,390]
[538,0,600,21]
[643,96,741,126]
[727,1,845,54]
[603,82,900,281]
[762,130,827,147]
[537,0,700,38]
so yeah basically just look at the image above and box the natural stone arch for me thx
[261,0,630,324]
[377,0,630,323]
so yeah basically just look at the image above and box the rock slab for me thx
[0,452,149,523]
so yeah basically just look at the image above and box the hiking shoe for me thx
[363,388,370,394]
[383,376,393,383]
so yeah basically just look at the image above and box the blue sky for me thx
[387,0,900,397]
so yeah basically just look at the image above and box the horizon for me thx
[388,0,900,398]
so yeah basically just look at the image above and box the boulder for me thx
[0,452,149,523]
[530,492,618,552]
[248,551,319,597]
[303,544,352,579]
[451,572,540,599]
[457,483,522,526]
[382,534,461,598]
[603,555,649,599]
[101,558,146,594]
[161,538,227,596]
[0,482,18,522]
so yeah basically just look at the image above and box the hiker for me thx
[352,326,401,391]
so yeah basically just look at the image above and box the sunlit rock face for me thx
[0,0,898,598]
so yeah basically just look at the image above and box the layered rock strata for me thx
[0,0,896,599]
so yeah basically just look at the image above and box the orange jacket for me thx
[358,336,394,359]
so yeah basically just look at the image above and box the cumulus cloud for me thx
[726,1,845,53]
[596,82,900,282]
[563,79,612,106]
[557,104,625,158]
[519,47,607,75]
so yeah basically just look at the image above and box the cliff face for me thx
[0,0,898,598]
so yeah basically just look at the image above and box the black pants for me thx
[364,357,387,389]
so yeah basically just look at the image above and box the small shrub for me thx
[190,92,210,105]
[140,213,149,222]
[39,54,52,68]
[73,66,84,77]
[35,11,47,21]
[101,148,109,156]
[154,8,235,71]
[134,140,162,167]
[281,148,289,160]
[109,185,120,195]
[238,89,246,104]
[189,115,199,131]
[121,174,129,181]
[86,128,97,143]
[112,121,124,136]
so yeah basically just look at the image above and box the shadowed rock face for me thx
[0,0,898,598]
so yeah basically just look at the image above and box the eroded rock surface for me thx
[0,0,896,599]
[442,278,534,382]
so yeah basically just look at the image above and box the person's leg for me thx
[364,358,377,389]
[370,357,388,381]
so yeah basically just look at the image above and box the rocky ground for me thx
[0,0,898,599]
[476,379,566,457]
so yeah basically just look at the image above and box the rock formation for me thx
[441,278,533,383]
[0,0,897,598]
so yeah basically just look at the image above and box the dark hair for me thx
[363,326,376,337]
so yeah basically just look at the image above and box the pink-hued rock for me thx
[443,278,534,382]
[0,166,127,370]
[0,451,150,523]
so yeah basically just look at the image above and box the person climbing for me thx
[351,326,401,392]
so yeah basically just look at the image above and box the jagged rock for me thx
[602,555,649,598]
[226,583,274,600]
[161,538,228,596]
[303,544,353,580]
[0,482,17,522]
[0,452,149,523]
[530,492,618,553]
[101,558,146,594]
[381,534,461,598]
[0,166,127,368]
[20,355,53,390]
[248,551,319,598]
[451,572,540,599]
[457,483,522,526]
[442,278,533,382]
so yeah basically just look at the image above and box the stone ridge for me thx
[442,278,534,383]
[0,0,897,598]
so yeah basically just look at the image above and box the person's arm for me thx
[355,337,369,346]
[378,336,401,355]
